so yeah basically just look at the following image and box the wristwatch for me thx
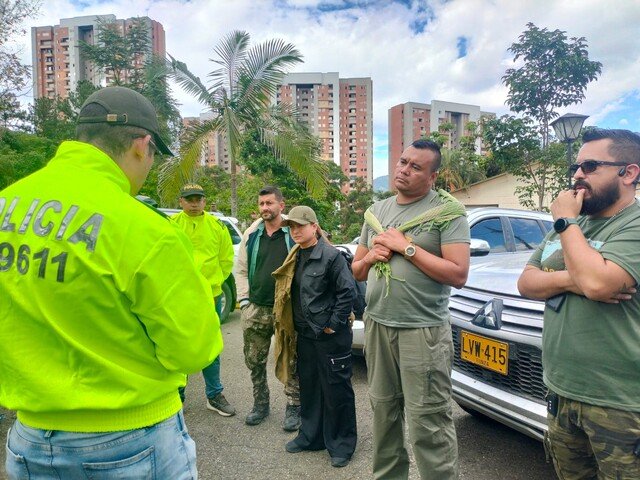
[403,243,417,259]
[553,217,578,233]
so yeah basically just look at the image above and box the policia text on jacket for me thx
[1,197,103,281]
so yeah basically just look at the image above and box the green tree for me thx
[64,80,100,114]
[448,121,486,190]
[30,95,74,143]
[79,17,150,89]
[0,129,56,189]
[482,115,540,171]
[374,190,394,201]
[163,30,328,217]
[336,176,373,243]
[240,129,343,232]
[513,143,567,211]
[424,121,454,148]
[30,80,99,144]
[194,166,235,216]
[78,19,180,142]
[458,120,480,153]
[420,121,486,192]
[482,114,566,210]
[436,148,484,192]
[503,23,602,148]
[436,149,465,192]
[0,0,40,127]
[141,55,181,143]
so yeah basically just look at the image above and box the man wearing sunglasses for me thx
[0,87,222,479]
[518,128,640,480]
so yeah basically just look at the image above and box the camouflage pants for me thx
[545,393,640,480]
[241,303,300,407]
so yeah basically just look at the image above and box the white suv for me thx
[450,208,552,441]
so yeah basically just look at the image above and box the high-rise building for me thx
[182,114,231,173]
[32,15,166,99]
[388,100,494,190]
[276,73,373,191]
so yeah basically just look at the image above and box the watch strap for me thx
[554,217,578,233]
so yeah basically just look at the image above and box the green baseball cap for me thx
[180,183,205,197]
[77,86,174,156]
[282,206,318,226]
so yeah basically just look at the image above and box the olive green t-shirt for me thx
[360,190,470,328]
[528,202,640,411]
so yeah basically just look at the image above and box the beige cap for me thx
[282,206,318,226]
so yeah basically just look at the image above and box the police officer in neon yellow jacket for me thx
[0,87,222,479]
[172,185,236,416]
[172,187,234,301]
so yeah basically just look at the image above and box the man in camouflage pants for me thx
[236,186,301,430]
[519,129,640,479]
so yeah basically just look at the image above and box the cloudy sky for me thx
[17,0,640,178]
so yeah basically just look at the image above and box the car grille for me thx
[451,325,546,403]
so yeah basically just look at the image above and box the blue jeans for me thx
[5,411,197,479]
[203,297,224,398]
[179,297,223,401]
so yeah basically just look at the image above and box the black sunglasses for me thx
[569,160,628,176]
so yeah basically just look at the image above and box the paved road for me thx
[1,311,556,479]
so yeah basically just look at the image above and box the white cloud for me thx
[15,0,640,177]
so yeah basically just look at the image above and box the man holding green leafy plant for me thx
[352,139,470,480]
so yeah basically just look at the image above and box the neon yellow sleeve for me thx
[127,230,222,373]
[219,223,234,281]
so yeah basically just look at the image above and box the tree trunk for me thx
[228,134,238,218]
[538,167,546,210]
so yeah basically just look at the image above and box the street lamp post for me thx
[550,113,589,188]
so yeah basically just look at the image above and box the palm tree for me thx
[436,148,486,192]
[437,149,466,191]
[160,30,328,215]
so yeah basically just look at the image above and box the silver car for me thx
[450,208,553,441]
[450,252,547,440]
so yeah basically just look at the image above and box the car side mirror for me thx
[470,238,491,257]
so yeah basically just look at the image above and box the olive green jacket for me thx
[272,244,300,385]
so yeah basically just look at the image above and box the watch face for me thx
[405,245,416,257]
[553,218,568,233]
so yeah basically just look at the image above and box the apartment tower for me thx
[276,73,373,191]
[32,15,166,99]
[388,100,493,190]
[182,114,231,173]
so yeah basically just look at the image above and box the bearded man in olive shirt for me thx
[518,128,640,480]
[236,186,301,430]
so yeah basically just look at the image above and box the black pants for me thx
[294,326,357,459]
